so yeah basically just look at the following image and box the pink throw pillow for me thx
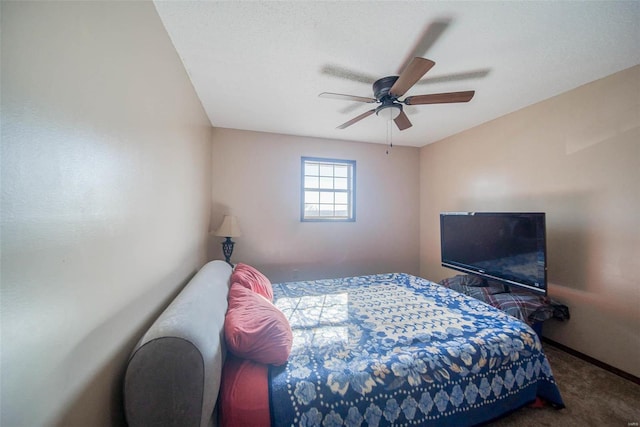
[231,263,274,301]
[224,283,292,365]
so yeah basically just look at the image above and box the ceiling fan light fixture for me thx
[322,57,475,131]
[376,103,402,121]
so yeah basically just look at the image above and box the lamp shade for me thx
[376,104,402,120]
[215,215,242,238]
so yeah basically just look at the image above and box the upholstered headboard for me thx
[124,260,233,427]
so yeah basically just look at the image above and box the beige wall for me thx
[419,65,640,377]
[1,2,212,426]
[210,128,420,283]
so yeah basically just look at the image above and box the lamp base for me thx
[221,237,235,266]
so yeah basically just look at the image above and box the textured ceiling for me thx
[154,1,639,147]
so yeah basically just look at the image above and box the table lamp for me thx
[214,215,242,265]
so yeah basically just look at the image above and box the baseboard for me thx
[542,337,640,385]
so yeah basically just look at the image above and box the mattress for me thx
[219,354,270,426]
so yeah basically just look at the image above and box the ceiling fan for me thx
[319,57,475,131]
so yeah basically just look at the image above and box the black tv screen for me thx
[440,212,547,295]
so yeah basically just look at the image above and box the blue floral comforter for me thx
[268,273,563,427]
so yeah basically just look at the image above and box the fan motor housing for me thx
[373,76,399,101]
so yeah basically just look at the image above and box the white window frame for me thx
[301,157,356,222]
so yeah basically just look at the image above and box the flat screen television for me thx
[440,212,547,295]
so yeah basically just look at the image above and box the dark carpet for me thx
[487,343,640,426]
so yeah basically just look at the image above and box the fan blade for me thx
[416,69,491,85]
[404,90,475,105]
[390,57,435,98]
[321,64,378,85]
[319,92,377,103]
[339,102,365,115]
[394,110,412,131]
[397,19,452,75]
[337,109,376,129]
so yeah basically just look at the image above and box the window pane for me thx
[319,204,334,216]
[305,163,319,176]
[305,204,319,216]
[335,204,349,217]
[319,191,334,204]
[305,176,319,189]
[335,192,348,204]
[319,177,333,189]
[334,177,347,190]
[305,191,319,204]
[319,164,333,176]
[334,165,348,177]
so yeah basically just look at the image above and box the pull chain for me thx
[385,119,393,155]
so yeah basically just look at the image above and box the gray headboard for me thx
[124,260,232,427]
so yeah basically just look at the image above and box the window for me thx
[301,157,355,222]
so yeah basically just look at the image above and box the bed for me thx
[220,269,564,426]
